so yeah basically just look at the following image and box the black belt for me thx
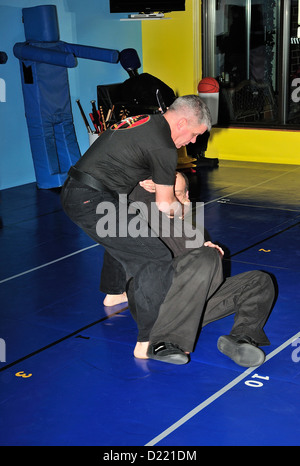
[68,166,117,198]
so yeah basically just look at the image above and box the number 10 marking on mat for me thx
[245,373,269,388]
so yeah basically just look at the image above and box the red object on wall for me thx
[198,77,219,93]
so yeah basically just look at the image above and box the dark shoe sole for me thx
[217,335,265,367]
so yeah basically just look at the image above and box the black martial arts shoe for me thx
[147,342,189,365]
[217,335,266,367]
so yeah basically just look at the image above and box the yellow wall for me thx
[141,0,200,96]
[141,1,300,165]
[207,127,300,165]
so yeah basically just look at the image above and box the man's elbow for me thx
[156,200,181,216]
[156,200,172,214]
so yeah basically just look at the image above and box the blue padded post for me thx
[63,43,119,64]
[23,5,59,42]
[14,4,119,189]
[13,43,77,68]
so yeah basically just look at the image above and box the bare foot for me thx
[134,341,149,359]
[103,292,128,307]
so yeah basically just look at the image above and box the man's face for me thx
[172,120,208,149]
[174,173,189,204]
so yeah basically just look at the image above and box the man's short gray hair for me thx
[169,95,212,131]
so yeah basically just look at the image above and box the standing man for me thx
[61,95,212,361]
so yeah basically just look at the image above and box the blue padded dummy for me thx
[14,5,119,189]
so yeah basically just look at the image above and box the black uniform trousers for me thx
[103,247,274,352]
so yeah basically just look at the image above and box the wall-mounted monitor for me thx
[109,1,185,15]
